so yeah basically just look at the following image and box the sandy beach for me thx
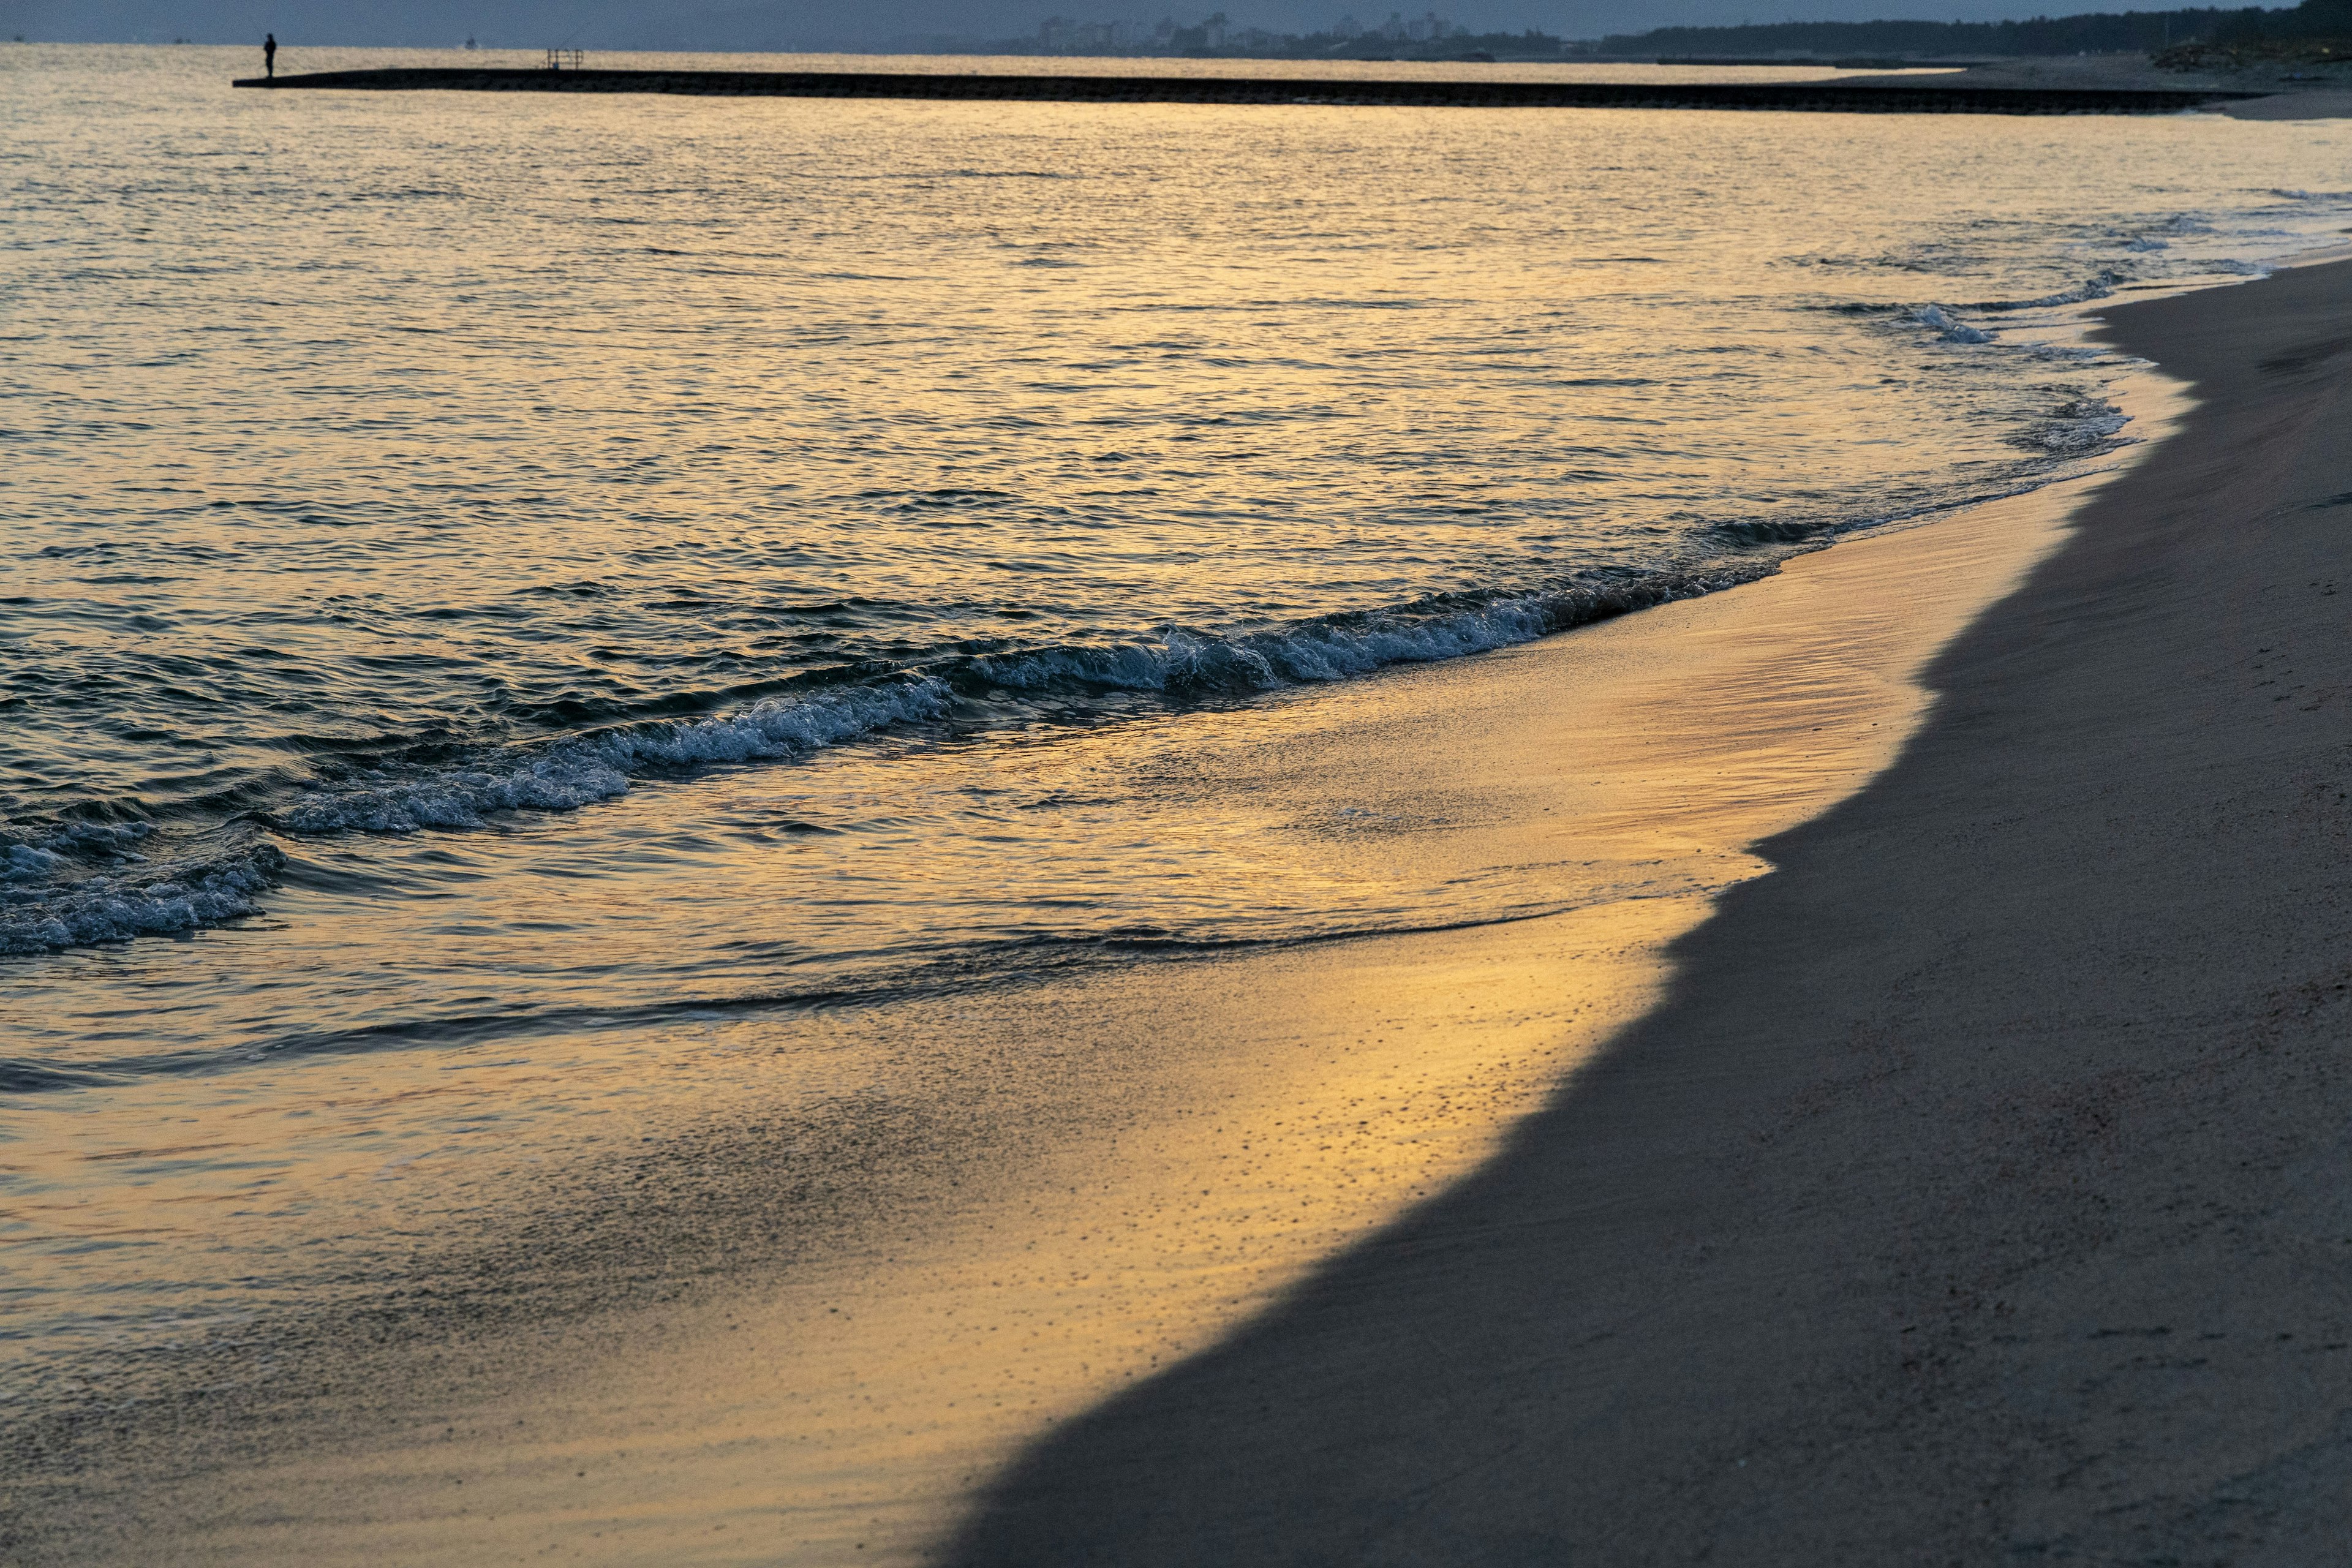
[945,258,2352,1562]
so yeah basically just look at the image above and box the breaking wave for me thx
[278,679,957,835]
[1966,274,2119,312]
[965,571,1758,697]
[2011,396,2130,454]
[1,820,284,957]
[285,562,1784,839]
[1915,303,1995,344]
[2,560,1799,956]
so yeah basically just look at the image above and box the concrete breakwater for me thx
[228,68,2254,114]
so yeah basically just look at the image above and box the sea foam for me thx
[6,575,1792,958]
[0,826,283,957]
[1916,304,1995,344]
[280,679,958,834]
[282,575,1763,841]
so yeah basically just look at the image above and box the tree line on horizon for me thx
[1599,0,2348,58]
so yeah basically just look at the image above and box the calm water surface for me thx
[4,44,2351,1379]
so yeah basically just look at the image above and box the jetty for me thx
[228,68,2258,114]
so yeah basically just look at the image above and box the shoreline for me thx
[10,52,2352,1562]
[0,345,2174,1561]
[945,258,2352,1560]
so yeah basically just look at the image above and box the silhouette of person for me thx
[263,32,276,78]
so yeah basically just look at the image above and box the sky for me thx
[2,0,2255,51]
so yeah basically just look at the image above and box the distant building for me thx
[1029,6,1455,56]
[1034,15,1142,50]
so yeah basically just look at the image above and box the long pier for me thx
[228,68,2255,115]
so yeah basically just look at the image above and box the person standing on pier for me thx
[263,32,276,78]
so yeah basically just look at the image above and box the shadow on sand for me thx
[942,260,2352,1563]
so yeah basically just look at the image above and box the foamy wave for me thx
[0,841,283,957]
[1972,275,2117,312]
[2011,397,2130,454]
[969,569,1773,700]
[286,571,1776,839]
[4,567,1779,956]
[2,820,154,876]
[281,677,955,835]
[2021,343,2109,363]
[971,601,1552,695]
[2038,277,2116,306]
[1915,304,1994,345]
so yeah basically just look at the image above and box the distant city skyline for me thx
[1032,9,1462,53]
[4,0,2273,51]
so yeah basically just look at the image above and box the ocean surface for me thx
[4,44,2351,1390]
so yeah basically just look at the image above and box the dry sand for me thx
[943,260,2352,1562]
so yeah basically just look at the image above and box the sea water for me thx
[4,43,2351,1392]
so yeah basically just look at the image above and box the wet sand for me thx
[1,352,2139,1558]
[945,259,2352,1561]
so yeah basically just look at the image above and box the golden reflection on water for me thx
[14,52,2329,831]
[3,59,2275,1558]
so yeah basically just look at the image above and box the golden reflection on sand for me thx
[118,371,2185,1567]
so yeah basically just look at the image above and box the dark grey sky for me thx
[4,0,2228,50]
